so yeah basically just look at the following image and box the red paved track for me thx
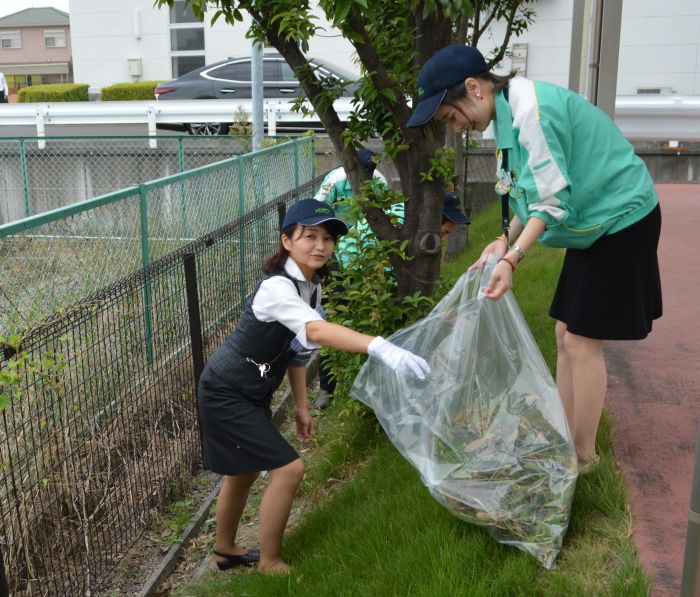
[605,184,700,596]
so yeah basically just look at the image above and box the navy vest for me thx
[205,270,319,403]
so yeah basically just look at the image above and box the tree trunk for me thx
[391,133,446,298]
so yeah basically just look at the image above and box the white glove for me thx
[367,337,431,380]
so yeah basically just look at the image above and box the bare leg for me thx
[258,458,305,574]
[213,472,258,564]
[563,330,606,465]
[555,320,575,433]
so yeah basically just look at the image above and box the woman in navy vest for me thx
[198,198,430,575]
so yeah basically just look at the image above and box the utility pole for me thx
[251,39,264,151]
[569,0,623,118]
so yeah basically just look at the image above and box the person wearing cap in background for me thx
[408,44,662,475]
[314,147,388,215]
[440,191,470,240]
[197,198,430,574]
[312,191,469,410]
[312,146,398,409]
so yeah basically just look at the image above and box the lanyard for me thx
[500,148,510,243]
[498,86,512,243]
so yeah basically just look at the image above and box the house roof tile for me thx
[0,7,70,28]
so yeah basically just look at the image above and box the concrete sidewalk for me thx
[605,183,700,596]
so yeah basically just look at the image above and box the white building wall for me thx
[484,0,700,95]
[68,0,357,93]
[69,0,700,96]
[480,0,573,87]
[617,0,700,94]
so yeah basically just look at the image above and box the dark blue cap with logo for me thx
[408,45,488,128]
[442,192,469,224]
[282,198,349,236]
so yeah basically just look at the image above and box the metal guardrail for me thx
[614,95,700,141]
[1,95,699,140]
[0,98,354,142]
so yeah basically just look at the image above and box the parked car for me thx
[155,54,359,135]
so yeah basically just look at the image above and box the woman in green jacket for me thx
[408,44,662,473]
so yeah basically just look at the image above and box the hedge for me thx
[100,81,164,101]
[18,83,90,103]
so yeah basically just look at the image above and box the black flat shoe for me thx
[213,548,260,570]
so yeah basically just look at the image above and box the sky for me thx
[0,0,71,18]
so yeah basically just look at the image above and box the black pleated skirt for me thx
[197,366,299,476]
[549,203,662,340]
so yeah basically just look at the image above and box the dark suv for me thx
[155,54,358,135]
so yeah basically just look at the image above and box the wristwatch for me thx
[509,244,525,262]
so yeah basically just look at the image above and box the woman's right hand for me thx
[367,337,431,380]
[468,237,508,271]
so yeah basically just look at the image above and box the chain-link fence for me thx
[0,135,289,224]
[0,136,315,334]
[0,176,322,596]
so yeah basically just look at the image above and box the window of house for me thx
[170,28,204,52]
[170,0,199,24]
[0,31,21,49]
[169,0,205,77]
[44,29,67,48]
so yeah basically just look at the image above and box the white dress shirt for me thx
[251,258,323,350]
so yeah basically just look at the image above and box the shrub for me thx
[18,83,89,103]
[322,187,438,407]
[100,81,164,101]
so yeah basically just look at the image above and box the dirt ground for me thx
[100,382,358,596]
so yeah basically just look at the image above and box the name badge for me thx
[495,168,513,196]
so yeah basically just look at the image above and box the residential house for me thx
[0,7,72,96]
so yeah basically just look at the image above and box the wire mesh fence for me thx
[0,176,322,596]
[0,135,296,224]
[0,136,315,334]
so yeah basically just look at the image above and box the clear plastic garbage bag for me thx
[350,256,577,569]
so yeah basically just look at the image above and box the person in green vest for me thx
[408,44,662,474]
[314,148,388,213]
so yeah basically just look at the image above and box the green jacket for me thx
[493,77,658,249]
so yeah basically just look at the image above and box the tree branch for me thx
[487,3,521,66]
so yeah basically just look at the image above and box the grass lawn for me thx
[172,203,650,596]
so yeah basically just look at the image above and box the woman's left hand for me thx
[468,238,508,271]
[295,405,315,443]
[483,259,514,300]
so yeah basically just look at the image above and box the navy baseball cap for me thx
[408,45,488,128]
[356,148,377,176]
[282,198,349,236]
[442,192,469,225]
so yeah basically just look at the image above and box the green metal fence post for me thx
[19,138,31,218]
[311,136,316,180]
[178,136,190,239]
[139,184,155,366]
[294,137,300,189]
[238,156,247,308]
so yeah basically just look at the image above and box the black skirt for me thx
[549,203,662,340]
[197,366,299,476]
